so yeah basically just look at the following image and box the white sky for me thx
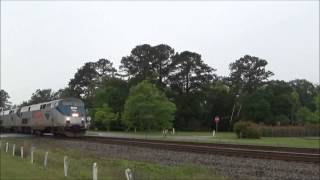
[1,1,319,105]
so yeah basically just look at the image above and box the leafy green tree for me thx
[69,62,98,98]
[229,55,274,95]
[265,81,294,119]
[120,44,155,83]
[123,80,176,131]
[296,106,318,124]
[289,79,317,111]
[95,58,117,78]
[152,44,175,86]
[94,104,116,131]
[167,51,215,94]
[69,59,116,99]
[244,90,272,124]
[120,44,175,87]
[198,80,234,131]
[28,89,56,105]
[93,78,129,130]
[0,89,11,109]
[52,87,78,99]
[165,51,215,130]
[290,90,300,123]
[242,81,299,125]
[314,95,320,118]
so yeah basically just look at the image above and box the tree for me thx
[243,89,272,124]
[69,59,116,99]
[152,44,175,86]
[196,81,234,131]
[120,44,175,87]
[28,89,56,105]
[265,81,294,120]
[229,55,274,95]
[94,104,117,131]
[52,87,77,99]
[314,95,320,120]
[94,78,129,114]
[296,107,318,124]
[120,44,155,83]
[289,79,317,111]
[92,78,129,130]
[123,80,176,131]
[69,62,97,98]
[167,51,215,94]
[0,89,11,109]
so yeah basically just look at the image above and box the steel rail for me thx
[69,136,320,164]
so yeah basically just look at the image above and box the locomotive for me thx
[0,98,89,137]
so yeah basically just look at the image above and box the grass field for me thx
[0,138,225,180]
[88,131,320,149]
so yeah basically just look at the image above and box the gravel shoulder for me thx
[44,138,320,180]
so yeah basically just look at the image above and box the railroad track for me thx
[68,136,320,164]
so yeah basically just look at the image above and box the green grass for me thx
[0,138,225,180]
[88,131,320,149]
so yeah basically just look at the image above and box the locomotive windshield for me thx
[57,99,85,117]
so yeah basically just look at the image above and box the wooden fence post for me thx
[12,144,15,156]
[21,146,24,159]
[30,147,34,164]
[5,142,8,152]
[125,168,133,180]
[93,162,98,180]
[44,151,48,169]
[64,156,68,177]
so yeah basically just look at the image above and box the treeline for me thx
[1,44,319,131]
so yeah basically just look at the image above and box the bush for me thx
[233,121,262,139]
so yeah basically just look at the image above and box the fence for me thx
[260,124,320,137]
[0,141,134,180]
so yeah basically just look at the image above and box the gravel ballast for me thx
[42,138,320,180]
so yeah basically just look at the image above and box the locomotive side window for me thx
[28,107,31,111]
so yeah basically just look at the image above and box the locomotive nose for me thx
[65,116,84,125]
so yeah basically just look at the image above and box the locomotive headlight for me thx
[66,117,70,121]
[81,117,85,121]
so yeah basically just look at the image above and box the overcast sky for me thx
[1,1,319,105]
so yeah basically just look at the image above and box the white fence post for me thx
[64,156,68,177]
[12,144,15,156]
[21,146,24,158]
[5,142,8,152]
[125,168,133,180]
[30,147,34,164]
[44,151,48,169]
[93,162,98,180]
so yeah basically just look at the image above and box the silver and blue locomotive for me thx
[0,98,89,137]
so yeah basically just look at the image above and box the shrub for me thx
[233,121,262,139]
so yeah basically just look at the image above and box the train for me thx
[0,97,90,137]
